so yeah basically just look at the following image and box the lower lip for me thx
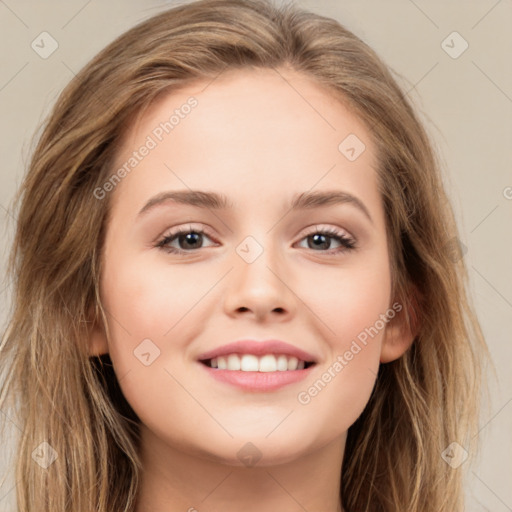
[198,363,314,391]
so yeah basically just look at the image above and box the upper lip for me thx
[196,339,318,363]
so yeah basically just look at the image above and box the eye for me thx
[295,226,356,255]
[155,225,217,254]
[155,224,356,256]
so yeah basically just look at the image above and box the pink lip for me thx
[199,364,313,392]
[196,339,318,392]
[196,339,317,363]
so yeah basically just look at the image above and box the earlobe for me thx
[87,306,109,356]
[380,316,415,363]
[380,295,420,363]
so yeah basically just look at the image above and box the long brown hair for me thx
[0,0,488,510]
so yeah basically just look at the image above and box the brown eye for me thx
[296,227,356,254]
[156,227,217,254]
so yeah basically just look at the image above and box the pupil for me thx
[181,232,201,249]
[310,234,329,250]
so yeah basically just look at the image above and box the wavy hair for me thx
[0,0,488,510]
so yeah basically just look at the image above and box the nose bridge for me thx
[235,232,283,289]
[224,231,294,318]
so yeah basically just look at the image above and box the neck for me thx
[134,426,346,512]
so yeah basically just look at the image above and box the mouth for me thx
[200,354,316,372]
[196,339,318,391]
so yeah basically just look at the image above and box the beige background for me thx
[0,1,511,510]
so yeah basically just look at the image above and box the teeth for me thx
[259,354,276,372]
[208,354,310,372]
[276,355,289,371]
[287,356,298,370]
[227,354,241,370]
[240,354,259,371]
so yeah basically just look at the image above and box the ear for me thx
[380,293,420,363]
[87,305,109,356]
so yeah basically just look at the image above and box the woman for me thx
[0,0,488,510]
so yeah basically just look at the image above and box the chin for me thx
[189,429,319,468]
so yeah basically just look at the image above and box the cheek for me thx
[99,256,215,441]
[302,247,392,346]
[292,252,391,432]
[98,253,196,392]
[101,253,213,343]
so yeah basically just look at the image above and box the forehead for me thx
[108,67,381,223]
[121,66,373,155]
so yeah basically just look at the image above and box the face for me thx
[90,67,411,466]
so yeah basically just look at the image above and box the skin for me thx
[89,66,414,512]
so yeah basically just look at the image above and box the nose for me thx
[223,242,296,322]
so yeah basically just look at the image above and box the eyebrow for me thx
[138,189,373,224]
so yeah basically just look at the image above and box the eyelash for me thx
[155,225,357,256]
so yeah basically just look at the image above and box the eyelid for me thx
[299,223,353,239]
[155,222,357,254]
[157,223,353,242]
[156,223,218,245]
[163,223,215,237]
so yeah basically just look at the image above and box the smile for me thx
[201,353,316,371]
[198,354,317,392]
